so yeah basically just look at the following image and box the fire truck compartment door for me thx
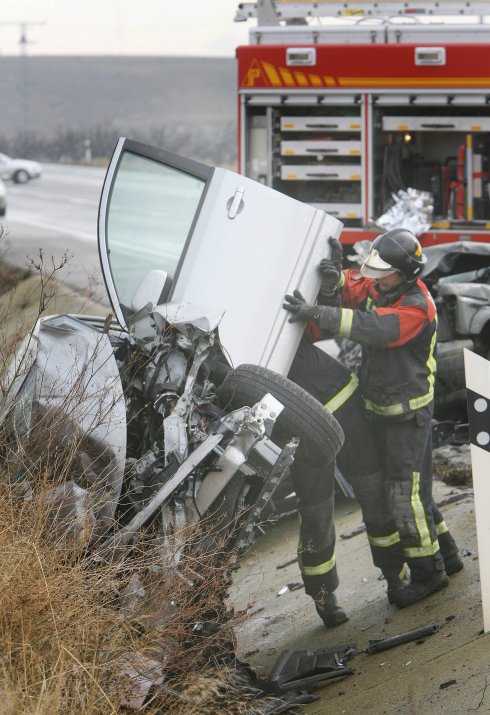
[383,116,490,132]
[281,165,362,181]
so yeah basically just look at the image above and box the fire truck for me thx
[235,0,490,246]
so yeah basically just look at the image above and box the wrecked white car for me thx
[1,138,344,551]
[421,241,490,420]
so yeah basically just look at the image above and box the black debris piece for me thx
[268,645,356,692]
[437,491,472,509]
[234,659,319,713]
[340,524,367,540]
[440,679,458,690]
[366,622,441,655]
[286,582,304,592]
[276,557,298,570]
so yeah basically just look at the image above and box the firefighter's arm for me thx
[315,303,429,347]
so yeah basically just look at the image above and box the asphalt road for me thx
[1,162,109,303]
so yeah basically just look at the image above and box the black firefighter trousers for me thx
[288,338,458,597]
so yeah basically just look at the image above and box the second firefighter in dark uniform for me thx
[285,229,463,608]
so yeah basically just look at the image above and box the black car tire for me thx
[217,363,344,465]
[13,170,29,184]
[436,340,472,391]
[434,340,473,418]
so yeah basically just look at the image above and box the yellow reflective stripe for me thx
[411,471,432,551]
[325,373,359,413]
[435,520,449,536]
[338,271,345,288]
[399,563,409,580]
[363,398,405,416]
[409,389,434,410]
[368,531,401,548]
[404,539,441,559]
[339,308,353,337]
[410,325,437,410]
[301,554,336,577]
[428,324,437,374]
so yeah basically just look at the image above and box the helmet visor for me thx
[360,248,398,279]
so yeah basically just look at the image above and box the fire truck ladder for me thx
[235,0,490,24]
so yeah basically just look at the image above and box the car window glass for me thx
[106,150,206,310]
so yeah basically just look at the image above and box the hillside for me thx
[0,56,237,164]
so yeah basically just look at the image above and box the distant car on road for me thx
[0,152,41,184]
[0,178,6,216]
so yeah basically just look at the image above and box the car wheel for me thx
[437,340,472,391]
[13,170,29,184]
[434,340,472,418]
[217,363,345,465]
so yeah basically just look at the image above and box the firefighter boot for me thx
[390,570,449,609]
[384,565,410,604]
[315,592,349,628]
[444,554,464,575]
[437,529,464,575]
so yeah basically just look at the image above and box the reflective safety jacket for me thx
[316,270,437,421]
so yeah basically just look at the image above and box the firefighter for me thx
[289,337,462,609]
[284,229,462,608]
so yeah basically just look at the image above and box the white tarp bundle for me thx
[374,188,433,237]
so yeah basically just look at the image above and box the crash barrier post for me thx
[464,348,490,633]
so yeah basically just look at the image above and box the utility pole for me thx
[0,21,45,147]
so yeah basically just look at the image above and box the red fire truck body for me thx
[235,1,490,245]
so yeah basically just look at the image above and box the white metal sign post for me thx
[464,348,490,633]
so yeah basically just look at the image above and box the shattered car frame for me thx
[1,138,344,551]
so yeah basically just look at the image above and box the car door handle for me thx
[227,185,245,219]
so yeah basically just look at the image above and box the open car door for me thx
[98,138,342,375]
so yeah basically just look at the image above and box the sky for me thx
[0,0,252,57]
[1,1,484,57]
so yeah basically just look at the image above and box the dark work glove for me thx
[283,289,320,323]
[319,236,343,297]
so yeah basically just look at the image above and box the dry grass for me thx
[0,470,266,713]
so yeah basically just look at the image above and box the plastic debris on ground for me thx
[267,645,356,692]
[366,622,441,655]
